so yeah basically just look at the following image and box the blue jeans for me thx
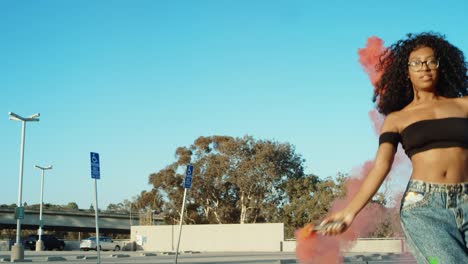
[400,180,468,263]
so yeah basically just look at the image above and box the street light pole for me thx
[8,112,40,261]
[34,165,52,252]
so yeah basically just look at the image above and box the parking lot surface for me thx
[0,251,416,263]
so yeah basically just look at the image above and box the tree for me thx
[121,199,138,212]
[280,174,346,238]
[65,202,79,210]
[135,190,164,211]
[106,203,124,211]
[145,135,307,225]
[140,135,393,238]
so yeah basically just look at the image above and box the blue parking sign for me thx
[90,152,100,179]
[184,164,193,189]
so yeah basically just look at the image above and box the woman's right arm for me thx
[319,115,399,235]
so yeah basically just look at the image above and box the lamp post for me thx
[34,165,52,252]
[8,112,40,261]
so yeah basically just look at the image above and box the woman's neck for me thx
[412,89,438,104]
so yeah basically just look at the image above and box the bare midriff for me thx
[411,147,468,183]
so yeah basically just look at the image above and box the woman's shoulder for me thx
[381,112,402,133]
[451,96,468,112]
[453,95,468,103]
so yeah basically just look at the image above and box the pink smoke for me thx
[296,161,387,264]
[296,37,410,264]
[358,36,386,90]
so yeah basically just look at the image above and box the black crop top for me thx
[379,117,468,158]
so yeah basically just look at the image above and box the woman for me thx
[320,32,468,263]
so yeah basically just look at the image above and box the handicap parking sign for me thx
[90,152,100,179]
[184,164,193,189]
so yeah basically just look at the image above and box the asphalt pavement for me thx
[0,250,416,263]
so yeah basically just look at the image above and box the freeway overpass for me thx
[0,208,162,234]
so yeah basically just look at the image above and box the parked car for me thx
[22,234,65,251]
[80,236,120,251]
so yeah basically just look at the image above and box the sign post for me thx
[174,164,193,264]
[90,152,101,264]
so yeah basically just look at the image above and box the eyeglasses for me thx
[408,59,439,71]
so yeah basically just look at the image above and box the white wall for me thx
[131,224,407,253]
[282,238,405,253]
[345,238,406,253]
[131,223,284,252]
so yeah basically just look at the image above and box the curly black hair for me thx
[374,32,468,115]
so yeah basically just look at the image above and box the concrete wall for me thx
[131,223,284,252]
[282,240,296,252]
[282,238,406,253]
[345,238,405,253]
[131,224,407,253]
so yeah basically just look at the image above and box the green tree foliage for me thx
[106,203,125,211]
[65,202,79,210]
[12,202,81,211]
[143,135,346,235]
[106,198,139,213]
[280,174,346,238]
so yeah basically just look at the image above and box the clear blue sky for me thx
[1,1,467,209]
